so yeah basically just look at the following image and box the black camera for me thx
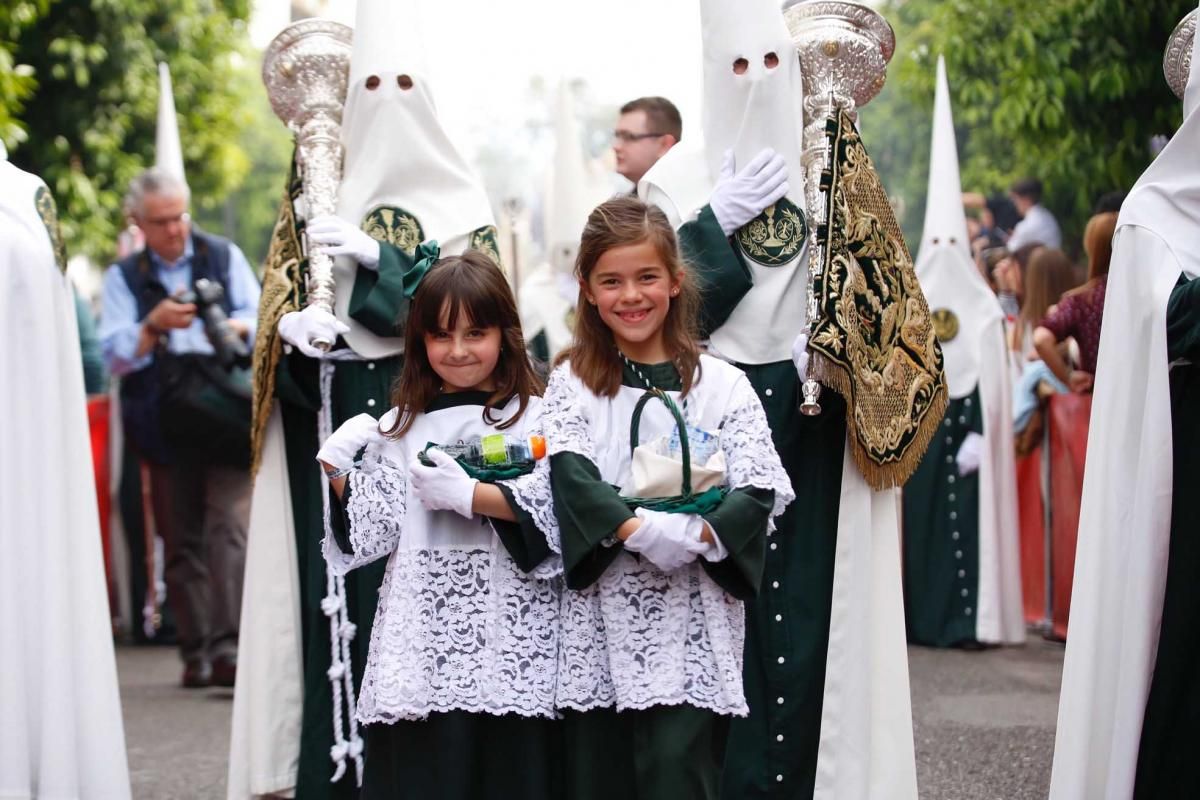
[173,278,250,369]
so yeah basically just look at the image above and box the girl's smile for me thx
[583,239,680,363]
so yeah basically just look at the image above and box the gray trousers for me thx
[154,461,250,664]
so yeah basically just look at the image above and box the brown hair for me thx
[1020,247,1077,330]
[1083,211,1118,281]
[384,250,543,439]
[619,96,683,142]
[557,196,701,398]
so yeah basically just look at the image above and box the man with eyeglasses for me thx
[613,96,682,187]
[99,167,259,689]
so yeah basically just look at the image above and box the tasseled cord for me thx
[317,355,365,786]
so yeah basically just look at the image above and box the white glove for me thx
[307,215,381,269]
[409,448,479,519]
[316,413,382,472]
[623,508,708,572]
[277,305,351,358]
[792,332,810,381]
[956,431,984,476]
[708,148,790,236]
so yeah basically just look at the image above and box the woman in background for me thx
[1034,212,1118,394]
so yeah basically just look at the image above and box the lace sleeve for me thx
[497,452,562,580]
[322,448,407,576]
[542,363,596,461]
[720,376,795,519]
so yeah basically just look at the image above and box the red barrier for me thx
[1016,446,1047,626]
[1047,393,1092,641]
[86,396,114,610]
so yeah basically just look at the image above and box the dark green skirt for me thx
[563,704,730,800]
[361,712,563,800]
[902,390,983,648]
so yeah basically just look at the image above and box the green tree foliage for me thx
[191,53,292,267]
[0,0,287,265]
[867,0,1194,250]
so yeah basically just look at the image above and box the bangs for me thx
[414,257,509,332]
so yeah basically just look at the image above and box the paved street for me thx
[119,636,1064,799]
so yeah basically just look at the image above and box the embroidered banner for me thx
[250,151,305,475]
[809,109,947,489]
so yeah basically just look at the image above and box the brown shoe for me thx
[211,655,237,688]
[182,660,212,689]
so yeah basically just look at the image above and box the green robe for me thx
[677,209,846,799]
[1133,274,1200,798]
[551,359,773,800]
[902,390,984,647]
[282,242,421,800]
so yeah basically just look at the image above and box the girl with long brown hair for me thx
[1011,247,1078,362]
[544,196,793,799]
[1034,211,1119,393]
[315,249,563,799]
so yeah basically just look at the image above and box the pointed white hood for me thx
[1119,6,1200,282]
[544,82,607,275]
[336,0,493,241]
[155,62,186,185]
[699,0,805,213]
[334,0,495,359]
[914,55,1002,398]
[639,0,811,366]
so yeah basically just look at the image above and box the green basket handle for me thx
[629,388,693,498]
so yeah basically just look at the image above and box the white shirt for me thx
[1007,204,1062,250]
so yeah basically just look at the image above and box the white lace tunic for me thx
[324,395,561,723]
[544,356,794,716]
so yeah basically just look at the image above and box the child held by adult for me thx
[543,196,794,799]
[317,249,562,800]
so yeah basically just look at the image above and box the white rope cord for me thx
[316,349,368,786]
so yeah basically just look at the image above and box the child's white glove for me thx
[791,332,810,382]
[278,305,350,358]
[623,508,708,572]
[956,431,984,476]
[708,148,790,236]
[307,215,381,269]
[409,448,479,519]
[316,413,381,472]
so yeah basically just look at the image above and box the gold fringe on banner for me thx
[809,110,947,490]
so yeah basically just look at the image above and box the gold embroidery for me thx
[34,186,67,273]
[735,197,808,267]
[362,205,424,252]
[469,225,503,268]
[809,110,947,490]
[931,308,959,343]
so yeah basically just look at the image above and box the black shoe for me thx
[211,655,237,688]
[182,660,212,688]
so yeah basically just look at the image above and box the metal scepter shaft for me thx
[262,19,354,351]
[785,0,896,415]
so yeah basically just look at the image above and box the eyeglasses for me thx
[612,130,668,144]
[143,211,191,228]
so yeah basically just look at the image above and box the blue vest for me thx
[117,229,234,463]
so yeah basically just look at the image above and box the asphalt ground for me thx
[118,635,1065,799]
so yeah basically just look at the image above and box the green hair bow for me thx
[402,239,441,298]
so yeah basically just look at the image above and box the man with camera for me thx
[99,167,260,688]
